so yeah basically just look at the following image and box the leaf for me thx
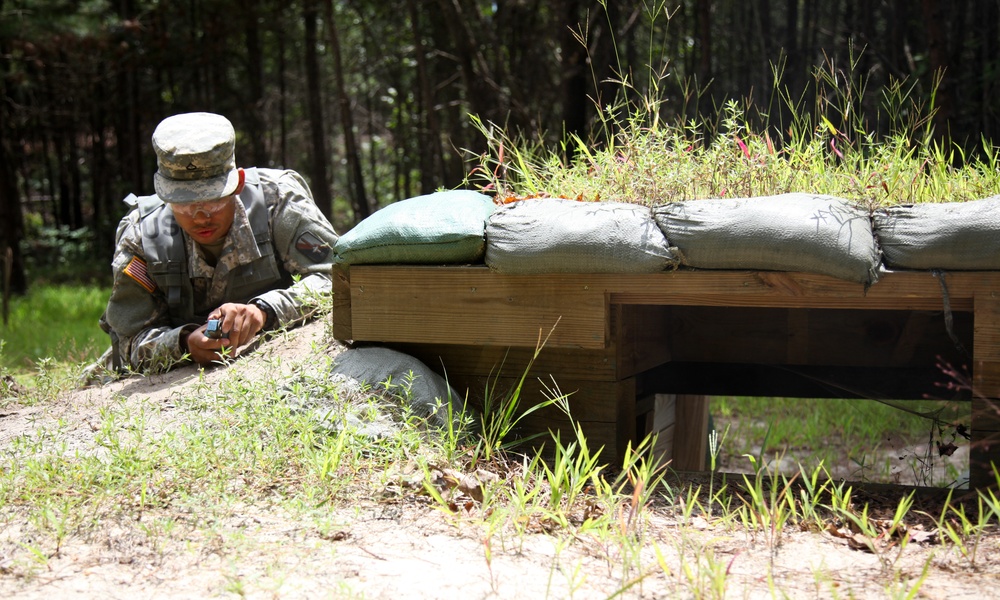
[937,441,958,457]
[821,115,839,136]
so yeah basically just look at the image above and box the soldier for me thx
[97,112,340,373]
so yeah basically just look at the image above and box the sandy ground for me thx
[1,320,998,599]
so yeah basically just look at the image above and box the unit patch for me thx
[295,231,332,263]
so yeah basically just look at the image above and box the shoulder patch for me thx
[123,256,158,293]
[295,231,332,263]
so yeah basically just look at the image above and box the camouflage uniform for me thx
[99,126,339,372]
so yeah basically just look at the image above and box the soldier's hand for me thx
[184,303,267,365]
[209,302,267,350]
[185,323,227,365]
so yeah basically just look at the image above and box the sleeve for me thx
[99,212,196,372]
[252,169,341,330]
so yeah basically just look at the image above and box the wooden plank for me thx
[672,395,710,472]
[346,266,1000,313]
[462,376,626,462]
[613,305,672,378]
[331,264,352,341]
[615,377,638,460]
[971,294,1000,488]
[348,266,608,349]
[344,267,1000,350]
[641,362,971,401]
[608,270,998,310]
[969,435,1000,490]
[386,342,618,383]
[974,296,1000,398]
[973,397,1000,432]
[786,309,810,364]
[667,307,972,368]
[651,394,676,464]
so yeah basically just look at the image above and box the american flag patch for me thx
[124,256,157,293]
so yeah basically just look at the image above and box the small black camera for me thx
[205,318,225,339]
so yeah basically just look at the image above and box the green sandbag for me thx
[485,198,679,274]
[653,193,881,285]
[874,196,1000,270]
[334,190,495,265]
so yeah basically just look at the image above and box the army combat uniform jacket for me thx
[100,168,339,372]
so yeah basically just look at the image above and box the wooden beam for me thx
[672,395,710,472]
[385,342,618,384]
[347,266,608,349]
[613,305,672,378]
[972,294,1000,488]
[666,306,971,368]
[331,264,352,341]
[609,271,982,310]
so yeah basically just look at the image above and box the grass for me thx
[1,283,109,372]
[0,290,997,597]
[471,55,1000,207]
[714,396,971,487]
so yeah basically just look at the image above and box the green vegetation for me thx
[0,300,996,596]
[472,56,1000,206]
[1,284,109,372]
[714,396,970,486]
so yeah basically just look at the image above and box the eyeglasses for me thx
[169,196,234,219]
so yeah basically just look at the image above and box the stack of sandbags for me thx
[334,188,1000,281]
[652,193,881,285]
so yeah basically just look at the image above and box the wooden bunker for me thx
[332,264,1000,489]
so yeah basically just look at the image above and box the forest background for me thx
[1,0,999,298]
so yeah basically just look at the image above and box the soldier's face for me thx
[170,196,237,245]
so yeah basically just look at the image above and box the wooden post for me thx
[673,394,710,471]
[331,264,352,341]
[972,294,1000,488]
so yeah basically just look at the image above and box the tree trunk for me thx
[695,0,713,114]
[302,0,333,219]
[407,0,445,194]
[433,0,499,123]
[921,0,952,148]
[275,5,288,167]
[980,0,998,140]
[243,0,267,167]
[324,0,370,221]
[561,0,587,148]
[0,128,27,296]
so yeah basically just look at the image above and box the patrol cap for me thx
[152,112,241,204]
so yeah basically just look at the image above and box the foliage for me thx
[0,284,108,374]
[21,223,107,284]
[470,60,1000,207]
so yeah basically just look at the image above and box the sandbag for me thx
[874,196,1000,270]
[333,190,495,265]
[484,198,678,274]
[327,346,466,431]
[653,193,881,285]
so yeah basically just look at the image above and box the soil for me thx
[1,320,998,599]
